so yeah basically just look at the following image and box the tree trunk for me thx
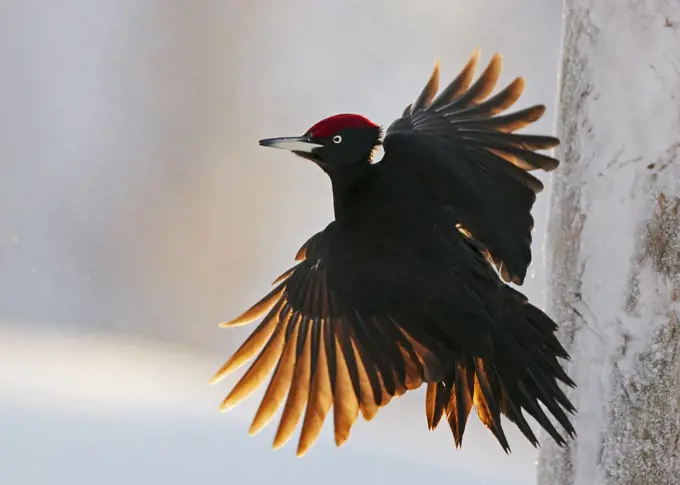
[537,1,680,484]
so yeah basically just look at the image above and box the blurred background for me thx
[0,1,562,484]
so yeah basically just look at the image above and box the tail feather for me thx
[472,358,509,451]
[450,359,475,446]
[425,382,448,430]
[426,286,575,451]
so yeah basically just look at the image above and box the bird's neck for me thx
[327,165,373,220]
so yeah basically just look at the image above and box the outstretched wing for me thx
[382,50,559,284]
[210,225,449,457]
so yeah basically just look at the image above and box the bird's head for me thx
[259,114,382,172]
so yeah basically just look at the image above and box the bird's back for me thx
[321,164,504,348]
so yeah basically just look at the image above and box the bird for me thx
[210,50,575,458]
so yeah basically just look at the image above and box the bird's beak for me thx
[259,136,322,154]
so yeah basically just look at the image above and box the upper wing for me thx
[209,224,452,457]
[382,50,559,284]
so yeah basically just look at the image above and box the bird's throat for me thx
[328,165,373,221]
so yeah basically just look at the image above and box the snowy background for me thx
[0,1,563,484]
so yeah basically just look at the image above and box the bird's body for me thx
[212,51,575,457]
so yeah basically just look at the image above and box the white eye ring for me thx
[333,135,342,144]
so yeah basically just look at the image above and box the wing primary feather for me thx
[295,234,319,261]
[272,264,300,285]
[350,337,380,420]
[382,317,426,389]
[327,290,382,413]
[331,321,360,446]
[294,315,310,358]
[459,131,560,151]
[484,146,559,172]
[322,276,362,407]
[210,300,285,384]
[451,105,546,133]
[374,368,394,409]
[442,77,525,119]
[309,317,322,379]
[392,321,447,382]
[349,311,395,398]
[297,319,333,457]
[335,320,363,408]
[317,267,337,391]
[430,48,480,109]
[220,282,286,327]
[466,146,545,193]
[295,246,307,261]
[411,59,440,112]
[324,320,337,391]
[218,307,289,412]
[273,319,313,450]
[372,317,409,393]
[443,53,503,111]
[249,309,299,436]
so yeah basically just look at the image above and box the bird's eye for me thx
[333,135,342,144]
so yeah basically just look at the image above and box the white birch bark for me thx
[537,1,680,484]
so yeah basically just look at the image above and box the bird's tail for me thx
[425,285,575,452]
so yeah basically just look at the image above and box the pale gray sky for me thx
[0,1,562,484]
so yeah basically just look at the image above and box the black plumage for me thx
[211,50,575,457]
